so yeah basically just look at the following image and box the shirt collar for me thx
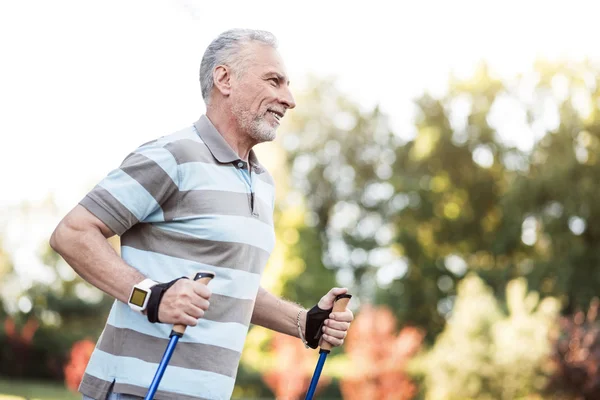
[193,115,264,173]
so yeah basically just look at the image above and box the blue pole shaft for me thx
[144,335,180,400]
[305,350,329,400]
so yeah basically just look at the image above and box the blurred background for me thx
[2,0,600,399]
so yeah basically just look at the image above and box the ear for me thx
[213,65,232,97]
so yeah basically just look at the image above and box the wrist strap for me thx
[305,304,333,349]
[146,277,188,324]
[297,309,309,349]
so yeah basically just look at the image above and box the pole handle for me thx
[320,293,352,351]
[171,271,215,336]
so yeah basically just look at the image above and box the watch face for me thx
[130,287,148,307]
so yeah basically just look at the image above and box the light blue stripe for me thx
[121,246,261,300]
[253,177,275,209]
[133,146,179,186]
[85,348,234,400]
[98,169,163,222]
[179,162,247,193]
[178,162,275,210]
[159,215,275,253]
[107,301,249,353]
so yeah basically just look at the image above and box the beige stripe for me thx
[164,139,217,165]
[121,152,179,215]
[80,373,114,400]
[194,116,241,164]
[121,223,270,274]
[80,188,139,236]
[97,324,241,378]
[114,382,211,400]
[167,190,273,225]
[204,293,255,325]
[80,374,211,400]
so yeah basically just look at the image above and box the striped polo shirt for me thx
[78,115,276,400]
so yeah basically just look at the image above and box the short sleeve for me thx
[79,143,179,236]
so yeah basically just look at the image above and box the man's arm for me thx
[50,205,211,326]
[251,286,307,339]
[50,205,144,303]
[252,286,354,348]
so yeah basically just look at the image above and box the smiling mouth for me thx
[267,110,284,123]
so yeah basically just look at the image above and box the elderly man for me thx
[50,29,353,400]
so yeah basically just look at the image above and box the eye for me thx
[268,78,279,87]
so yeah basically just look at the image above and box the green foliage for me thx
[280,77,400,302]
[0,242,111,381]
[283,61,600,340]
[0,378,80,400]
[410,274,559,400]
[502,61,600,312]
[277,220,338,305]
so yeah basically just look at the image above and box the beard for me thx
[233,105,278,143]
[248,116,277,143]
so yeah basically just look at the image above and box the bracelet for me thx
[297,309,309,349]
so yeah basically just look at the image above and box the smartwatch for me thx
[128,278,158,313]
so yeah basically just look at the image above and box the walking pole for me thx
[144,271,215,400]
[304,293,352,400]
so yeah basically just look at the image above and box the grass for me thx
[0,379,80,400]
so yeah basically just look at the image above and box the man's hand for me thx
[158,279,211,326]
[317,287,354,348]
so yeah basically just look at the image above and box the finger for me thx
[165,309,198,327]
[184,304,205,320]
[191,281,212,299]
[178,311,199,327]
[329,310,354,323]
[318,287,349,309]
[322,333,344,347]
[322,326,347,340]
[324,287,348,301]
[324,319,350,331]
[188,296,210,311]
[329,287,348,296]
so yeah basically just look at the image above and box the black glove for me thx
[304,303,333,349]
[146,277,188,323]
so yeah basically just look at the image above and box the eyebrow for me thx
[265,72,290,85]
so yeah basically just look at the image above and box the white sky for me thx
[1,0,599,213]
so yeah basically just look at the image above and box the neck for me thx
[206,104,256,162]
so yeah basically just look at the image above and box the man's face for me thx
[229,43,296,143]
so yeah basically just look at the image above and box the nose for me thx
[279,85,296,110]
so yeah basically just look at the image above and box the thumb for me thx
[317,287,348,310]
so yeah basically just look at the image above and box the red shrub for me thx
[340,305,424,400]
[64,339,95,391]
[262,333,331,399]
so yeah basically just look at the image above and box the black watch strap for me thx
[146,277,188,324]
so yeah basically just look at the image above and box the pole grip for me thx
[320,293,352,351]
[171,271,215,336]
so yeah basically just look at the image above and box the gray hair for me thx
[200,29,278,104]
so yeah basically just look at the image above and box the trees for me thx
[282,61,600,339]
[0,201,112,381]
[410,274,559,400]
[504,61,600,312]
